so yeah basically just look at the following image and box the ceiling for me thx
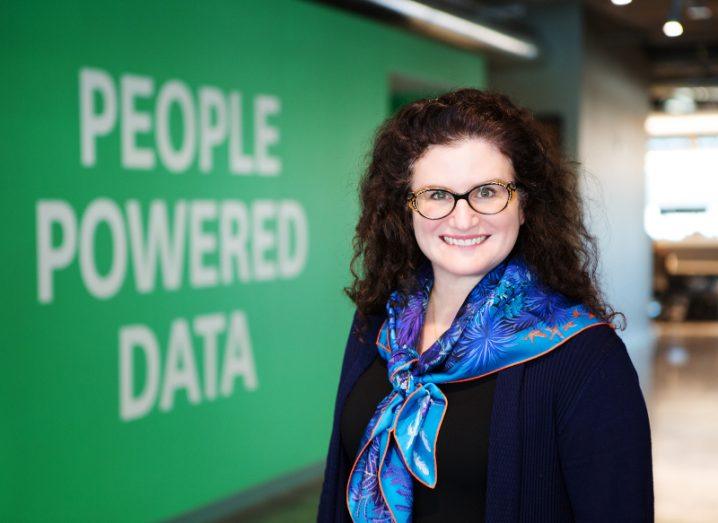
[316,0,718,106]
[451,0,718,85]
[477,0,718,108]
[585,0,718,85]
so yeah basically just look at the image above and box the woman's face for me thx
[410,137,524,287]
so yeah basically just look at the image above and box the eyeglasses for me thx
[407,180,521,220]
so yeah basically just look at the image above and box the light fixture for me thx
[664,93,695,114]
[663,0,684,37]
[663,19,684,36]
[363,0,539,59]
[610,0,633,5]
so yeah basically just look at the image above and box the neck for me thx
[429,269,484,325]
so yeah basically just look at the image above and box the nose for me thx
[449,199,480,229]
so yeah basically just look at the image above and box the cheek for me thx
[412,216,441,249]
[495,207,523,232]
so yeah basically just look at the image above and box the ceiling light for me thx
[663,0,685,37]
[611,0,633,5]
[364,0,539,59]
[664,95,696,114]
[663,20,684,37]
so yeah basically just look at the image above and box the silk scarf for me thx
[346,254,607,522]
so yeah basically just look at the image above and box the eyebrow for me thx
[414,179,511,192]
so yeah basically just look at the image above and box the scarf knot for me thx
[391,367,418,395]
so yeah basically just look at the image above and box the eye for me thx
[477,186,497,198]
[427,189,450,201]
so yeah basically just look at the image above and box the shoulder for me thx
[525,323,627,377]
[523,324,641,418]
[346,309,386,347]
[552,326,651,461]
[339,309,386,368]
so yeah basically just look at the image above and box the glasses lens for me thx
[468,184,510,214]
[415,189,455,219]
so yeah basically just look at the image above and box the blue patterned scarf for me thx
[346,254,607,522]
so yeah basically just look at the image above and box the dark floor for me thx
[225,480,322,523]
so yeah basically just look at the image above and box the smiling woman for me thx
[409,139,525,326]
[318,88,653,522]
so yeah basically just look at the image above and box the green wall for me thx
[0,1,486,520]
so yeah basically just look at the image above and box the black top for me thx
[340,353,497,522]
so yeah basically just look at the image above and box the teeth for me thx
[442,235,488,246]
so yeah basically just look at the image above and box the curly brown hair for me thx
[345,88,625,332]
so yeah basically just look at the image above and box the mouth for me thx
[440,234,491,247]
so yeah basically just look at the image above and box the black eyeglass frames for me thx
[407,180,522,220]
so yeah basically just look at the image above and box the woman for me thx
[318,89,653,522]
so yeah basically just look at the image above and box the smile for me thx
[440,235,490,247]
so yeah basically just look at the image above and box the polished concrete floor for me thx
[232,322,718,522]
[650,322,718,523]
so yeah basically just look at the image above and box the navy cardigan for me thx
[317,311,654,522]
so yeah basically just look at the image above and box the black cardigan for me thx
[318,311,654,522]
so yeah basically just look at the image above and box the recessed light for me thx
[663,20,684,37]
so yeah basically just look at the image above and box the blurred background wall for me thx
[0,1,487,521]
[490,3,583,158]
[578,18,654,387]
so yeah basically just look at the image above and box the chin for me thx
[436,260,492,279]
